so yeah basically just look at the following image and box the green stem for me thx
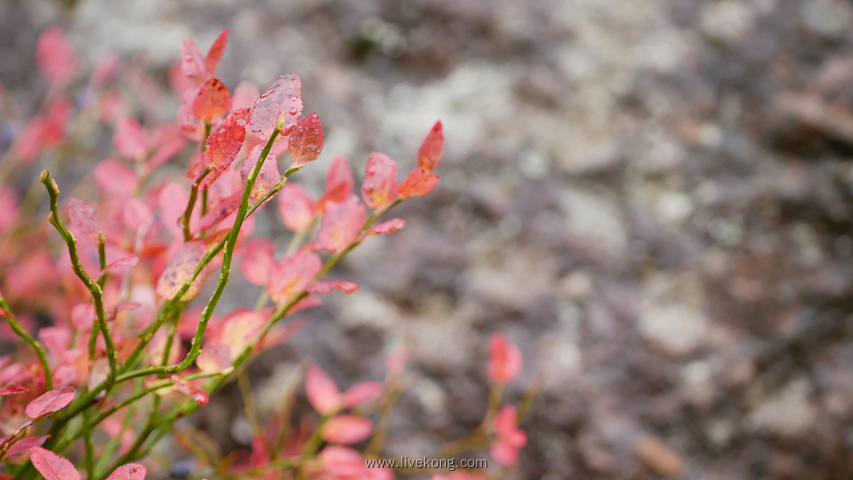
[0,295,52,390]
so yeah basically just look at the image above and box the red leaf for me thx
[305,366,342,415]
[105,463,147,480]
[231,81,260,110]
[196,345,231,374]
[28,447,80,480]
[417,121,444,170]
[196,191,241,233]
[171,375,209,406]
[397,168,439,198]
[155,239,210,300]
[288,113,324,165]
[216,309,269,357]
[36,27,77,87]
[0,384,29,396]
[25,387,76,418]
[238,238,275,286]
[361,152,398,209]
[180,40,208,85]
[488,333,523,385]
[320,156,354,207]
[192,78,232,120]
[205,107,249,173]
[278,183,315,232]
[314,195,366,253]
[3,436,48,460]
[250,74,303,140]
[267,251,323,305]
[114,116,148,161]
[95,160,138,200]
[241,145,281,201]
[204,29,228,75]
[365,218,405,237]
[307,280,359,296]
[321,415,373,444]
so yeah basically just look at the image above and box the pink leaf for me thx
[231,81,260,111]
[95,160,138,200]
[28,447,80,480]
[148,137,187,169]
[196,191,241,232]
[238,239,275,286]
[192,78,232,120]
[100,256,139,276]
[250,74,303,140]
[278,183,315,232]
[196,345,232,374]
[305,366,343,415]
[288,113,324,165]
[3,436,48,460]
[241,145,281,201]
[321,415,373,444]
[216,309,268,357]
[36,27,78,88]
[361,152,398,209]
[417,121,444,170]
[155,239,210,300]
[320,156,354,207]
[205,107,249,173]
[365,218,405,237]
[397,168,439,198]
[491,405,527,467]
[180,40,208,85]
[343,382,384,408]
[123,198,155,233]
[314,195,366,253]
[307,280,359,296]
[0,384,29,396]
[267,251,323,305]
[67,198,105,245]
[204,29,228,75]
[25,387,76,418]
[171,375,209,406]
[105,463,147,480]
[488,333,522,385]
[114,117,148,161]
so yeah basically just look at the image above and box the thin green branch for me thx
[0,295,52,390]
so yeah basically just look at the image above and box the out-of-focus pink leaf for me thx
[277,183,315,232]
[100,256,139,276]
[2,436,48,459]
[250,74,303,140]
[114,117,148,162]
[29,447,80,480]
[25,387,76,419]
[231,81,260,111]
[305,366,342,415]
[321,415,373,444]
[123,198,154,233]
[238,238,275,286]
[204,29,228,75]
[205,108,248,173]
[418,121,444,170]
[267,251,322,305]
[148,137,187,169]
[14,118,45,163]
[38,326,71,359]
[343,382,384,408]
[105,463,147,480]
[488,333,522,385]
[192,78,232,120]
[67,198,105,245]
[319,156,354,208]
[491,405,527,467]
[196,191,241,233]
[241,145,281,201]
[307,280,358,296]
[361,152,398,209]
[196,345,231,374]
[397,167,439,198]
[171,375,209,406]
[180,40,208,85]
[364,218,405,237]
[288,113,324,166]
[314,195,366,253]
[36,27,77,87]
[95,160,138,200]
[0,384,29,396]
[216,309,269,357]
[155,239,209,300]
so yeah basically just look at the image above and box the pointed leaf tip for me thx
[192,78,232,120]
[288,113,324,165]
[418,121,444,170]
[26,387,76,419]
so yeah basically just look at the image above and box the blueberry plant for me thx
[0,28,532,480]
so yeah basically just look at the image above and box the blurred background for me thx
[4,0,853,478]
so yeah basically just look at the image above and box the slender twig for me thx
[0,295,52,390]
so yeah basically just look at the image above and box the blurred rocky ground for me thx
[4,0,853,478]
